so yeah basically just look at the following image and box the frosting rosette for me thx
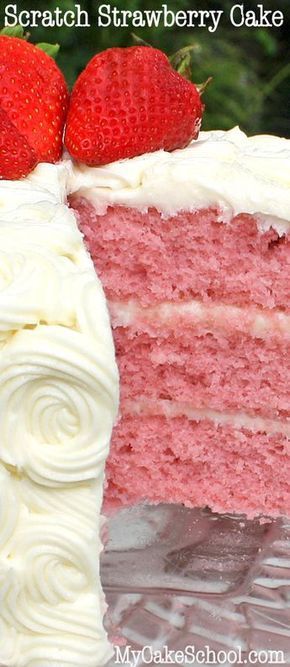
[2,514,100,614]
[0,619,20,667]
[0,511,109,663]
[18,479,101,532]
[0,205,86,269]
[0,247,111,343]
[0,249,70,335]
[0,466,21,555]
[0,325,118,486]
[19,633,111,667]
[0,160,118,666]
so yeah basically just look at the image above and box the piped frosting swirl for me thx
[0,163,118,667]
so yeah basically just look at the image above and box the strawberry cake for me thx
[1,33,290,667]
[3,129,290,667]
[69,126,290,520]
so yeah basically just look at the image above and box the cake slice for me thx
[69,127,290,519]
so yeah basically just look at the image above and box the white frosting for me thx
[68,128,290,232]
[110,299,290,339]
[0,164,119,667]
[125,399,290,437]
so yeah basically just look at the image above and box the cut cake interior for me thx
[69,127,290,518]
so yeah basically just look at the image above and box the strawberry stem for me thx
[131,33,151,48]
[195,77,213,95]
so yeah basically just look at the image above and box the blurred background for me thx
[4,0,290,137]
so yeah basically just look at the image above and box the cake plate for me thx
[102,504,290,666]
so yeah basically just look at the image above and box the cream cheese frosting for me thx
[68,127,290,232]
[125,399,290,438]
[109,299,290,340]
[0,164,119,667]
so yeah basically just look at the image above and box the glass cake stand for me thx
[102,505,290,666]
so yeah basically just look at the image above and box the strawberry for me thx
[0,34,69,180]
[0,106,37,179]
[65,46,204,166]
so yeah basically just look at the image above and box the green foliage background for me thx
[2,0,289,136]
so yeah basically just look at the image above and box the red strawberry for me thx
[65,46,204,166]
[0,35,69,179]
[0,106,37,179]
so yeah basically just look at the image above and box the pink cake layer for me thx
[71,198,290,311]
[104,414,290,517]
[113,326,290,420]
[71,198,290,516]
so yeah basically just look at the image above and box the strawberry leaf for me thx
[175,52,192,80]
[36,43,60,59]
[0,25,29,39]
[169,46,200,81]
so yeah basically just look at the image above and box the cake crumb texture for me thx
[73,201,290,311]
[71,137,290,519]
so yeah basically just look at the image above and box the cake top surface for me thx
[1,126,289,232]
[68,127,290,229]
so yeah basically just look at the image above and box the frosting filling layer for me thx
[123,399,290,437]
[110,298,290,339]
